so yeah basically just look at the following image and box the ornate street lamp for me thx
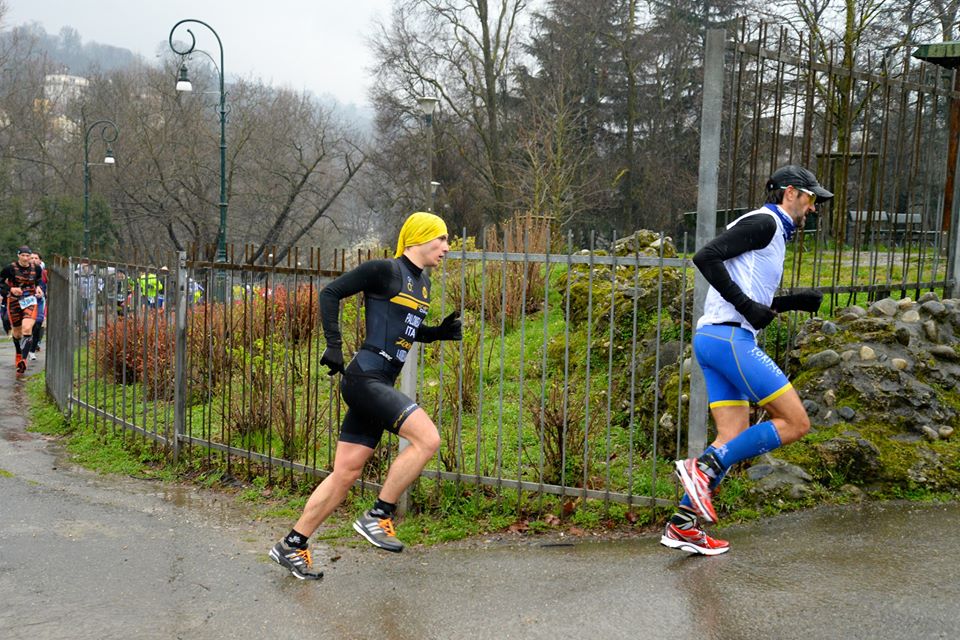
[83,119,119,255]
[168,19,228,265]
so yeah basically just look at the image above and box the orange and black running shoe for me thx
[353,510,404,552]
[269,541,323,580]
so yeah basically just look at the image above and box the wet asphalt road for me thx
[1,342,959,639]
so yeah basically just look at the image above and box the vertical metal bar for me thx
[67,260,76,418]
[265,263,275,482]
[516,226,530,507]
[139,272,148,443]
[92,263,100,435]
[173,251,187,463]
[457,228,467,479]
[561,231,572,493]
[108,261,117,435]
[649,235,666,507]
[582,232,595,499]
[689,28,726,457]
[676,234,689,466]
[84,264,91,432]
[627,240,640,502]
[537,226,550,509]
[495,229,508,492]
[122,261,131,434]
[726,20,747,213]
[152,266,161,445]
[604,231,617,505]
[435,250,447,480]
[475,234,488,479]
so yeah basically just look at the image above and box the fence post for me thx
[66,258,76,418]
[688,28,726,457]
[395,343,419,514]
[172,251,187,463]
[947,145,960,298]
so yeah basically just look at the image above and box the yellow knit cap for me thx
[394,211,448,258]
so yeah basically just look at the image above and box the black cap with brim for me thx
[766,165,834,201]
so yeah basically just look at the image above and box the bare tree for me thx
[369,0,527,227]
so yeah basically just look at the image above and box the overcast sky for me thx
[4,0,386,107]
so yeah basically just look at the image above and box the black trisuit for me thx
[320,255,431,448]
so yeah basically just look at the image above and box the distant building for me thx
[43,74,89,111]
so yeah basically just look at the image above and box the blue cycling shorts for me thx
[693,324,792,409]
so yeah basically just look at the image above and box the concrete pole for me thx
[172,251,187,463]
[688,28,726,457]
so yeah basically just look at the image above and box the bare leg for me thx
[377,408,441,504]
[709,404,751,447]
[758,387,810,445]
[293,441,374,537]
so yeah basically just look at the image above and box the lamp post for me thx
[83,119,119,256]
[430,180,441,212]
[417,96,440,211]
[169,19,227,265]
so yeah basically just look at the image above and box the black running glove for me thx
[417,311,463,343]
[320,346,344,375]
[771,289,823,313]
[736,300,777,330]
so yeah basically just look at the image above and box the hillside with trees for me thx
[0,0,956,261]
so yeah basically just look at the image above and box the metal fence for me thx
[686,24,959,449]
[711,22,956,305]
[44,225,691,511]
[42,22,959,516]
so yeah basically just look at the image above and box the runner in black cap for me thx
[663,165,832,555]
[765,164,834,201]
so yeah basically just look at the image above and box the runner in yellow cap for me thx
[269,211,461,578]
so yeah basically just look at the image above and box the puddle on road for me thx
[2,387,37,442]
[1,427,34,442]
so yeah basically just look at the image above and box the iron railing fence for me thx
[45,257,73,412]
[683,24,960,448]
[718,21,955,308]
[42,22,960,517]
[46,228,692,512]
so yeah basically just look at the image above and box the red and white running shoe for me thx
[674,458,718,523]
[660,522,730,555]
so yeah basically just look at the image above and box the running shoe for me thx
[353,510,404,552]
[674,458,718,523]
[660,522,729,556]
[269,541,323,580]
[28,352,37,361]
[15,354,25,374]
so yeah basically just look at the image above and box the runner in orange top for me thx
[0,246,44,374]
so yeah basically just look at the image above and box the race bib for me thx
[19,295,37,309]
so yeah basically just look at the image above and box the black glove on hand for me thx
[435,311,462,341]
[738,300,777,330]
[418,311,463,343]
[320,346,344,375]
[771,289,823,313]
